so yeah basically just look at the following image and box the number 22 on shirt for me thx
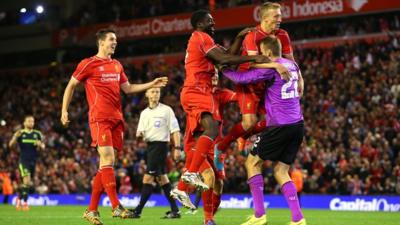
[281,71,299,99]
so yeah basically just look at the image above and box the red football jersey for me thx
[184,31,218,88]
[238,26,292,71]
[72,56,128,122]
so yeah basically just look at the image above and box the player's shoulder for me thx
[279,58,298,70]
[275,28,289,36]
[77,56,97,68]
[159,103,173,111]
[193,31,213,41]
[112,58,123,66]
[33,129,43,135]
[80,56,97,64]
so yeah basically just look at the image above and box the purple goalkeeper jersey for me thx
[223,57,303,126]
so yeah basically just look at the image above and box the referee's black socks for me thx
[161,183,179,213]
[136,184,153,214]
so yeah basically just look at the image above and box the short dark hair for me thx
[95,28,116,47]
[190,10,210,29]
[260,36,281,56]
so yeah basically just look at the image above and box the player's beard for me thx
[205,26,215,37]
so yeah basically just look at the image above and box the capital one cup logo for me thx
[346,0,368,11]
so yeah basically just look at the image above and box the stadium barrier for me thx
[1,194,399,212]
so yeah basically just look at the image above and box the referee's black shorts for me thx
[145,141,169,176]
[250,120,304,165]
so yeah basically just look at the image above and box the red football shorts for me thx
[181,86,221,134]
[236,84,266,115]
[89,119,124,151]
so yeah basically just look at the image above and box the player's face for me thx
[24,117,34,129]
[260,44,272,58]
[146,88,161,103]
[201,14,215,36]
[263,8,282,32]
[100,32,117,55]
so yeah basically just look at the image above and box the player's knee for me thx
[158,175,169,186]
[273,166,288,180]
[202,169,215,188]
[214,179,223,195]
[143,174,154,184]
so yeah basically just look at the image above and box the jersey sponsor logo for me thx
[100,73,120,82]
[154,120,161,128]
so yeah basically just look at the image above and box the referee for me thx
[8,115,45,210]
[132,87,181,219]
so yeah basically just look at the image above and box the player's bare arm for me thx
[207,48,269,65]
[227,27,256,55]
[34,140,45,150]
[8,129,22,148]
[171,131,181,161]
[253,62,291,81]
[61,77,80,127]
[120,77,168,94]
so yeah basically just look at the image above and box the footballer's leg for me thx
[131,174,154,218]
[201,167,215,224]
[183,113,218,190]
[273,162,305,225]
[241,154,268,225]
[158,175,180,219]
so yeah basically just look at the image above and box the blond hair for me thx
[260,2,281,19]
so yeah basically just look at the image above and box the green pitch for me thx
[0,205,398,225]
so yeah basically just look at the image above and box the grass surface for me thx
[0,205,398,225]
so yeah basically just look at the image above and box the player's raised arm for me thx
[226,27,256,55]
[8,129,22,148]
[207,47,269,65]
[61,77,80,126]
[120,77,168,94]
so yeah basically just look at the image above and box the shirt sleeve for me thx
[72,59,93,82]
[278,30,293,55]
[199,32,217,54]
[118,62,129,84]
[243,32,258,54]
[37,131,44,141]
[136,112,145,137]
[223,68,276,84]
[168,107,180,133]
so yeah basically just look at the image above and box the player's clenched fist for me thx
[60,111,70,127]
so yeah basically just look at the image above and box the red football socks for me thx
[177,180,188,192]
[88,171,104,211]
[188,136,214,172]
[202,189,214,221]
[212,192,221,215]
[100,166,120,209]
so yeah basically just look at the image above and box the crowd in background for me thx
[1,32,399,195]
